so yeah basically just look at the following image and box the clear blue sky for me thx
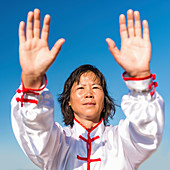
[0,0,170,169]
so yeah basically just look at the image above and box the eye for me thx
[92,85,101,89]
[77,87,84,90]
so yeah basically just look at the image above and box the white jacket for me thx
[11,74,164,170]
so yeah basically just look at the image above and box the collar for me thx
[73,118,105,139]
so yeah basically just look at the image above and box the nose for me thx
[85,90,94,98]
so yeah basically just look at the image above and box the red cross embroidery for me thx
[75,118,102,170]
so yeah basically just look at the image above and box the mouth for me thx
[83,102,96,105]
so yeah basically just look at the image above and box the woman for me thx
[11,9,164,170]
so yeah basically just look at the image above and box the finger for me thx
[143,20,150,41]
[106,38,120,62]
[119,14,128,41]
[19,21,26,44]
[41,14,51,41]
[134,11,142,37]
[26,11,34,39]
[33,9,41,38]
[51,38,65,58]
[127,9,134,37]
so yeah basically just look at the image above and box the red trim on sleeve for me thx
[122,72,152,81]
[149,81,158,98]
[152,74,156,80]
[122,72,158,98]
[150,88,155,98]
[16,74,47,107]
[16,97,38,105]
[21,74,47,92]
[148,82,153,90]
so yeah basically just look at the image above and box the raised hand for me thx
[19,9,65,88]
[106,9,151,78]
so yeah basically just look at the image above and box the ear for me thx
[68,101,71,106]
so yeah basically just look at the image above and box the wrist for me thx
[21,73,44,89]
[127,70,151,78]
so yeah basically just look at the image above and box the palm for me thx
[19,9,65,88]
[107,10,151,78]
[19,38,52,75]
[120,37,151,76]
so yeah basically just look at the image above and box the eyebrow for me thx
[76,83,101,86]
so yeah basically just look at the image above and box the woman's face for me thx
[69,71,104,123]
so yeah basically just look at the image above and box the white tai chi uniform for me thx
[11,73,164,170]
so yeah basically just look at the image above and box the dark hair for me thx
[58,64,115,127]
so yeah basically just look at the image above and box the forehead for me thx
[76,71,101,85]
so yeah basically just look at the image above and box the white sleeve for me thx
[11,83,64,169]
[119,73,164,167]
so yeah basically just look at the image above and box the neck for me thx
[74,116,100,130]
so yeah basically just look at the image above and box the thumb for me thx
[106,38,120,62]
[51,38,65,58]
